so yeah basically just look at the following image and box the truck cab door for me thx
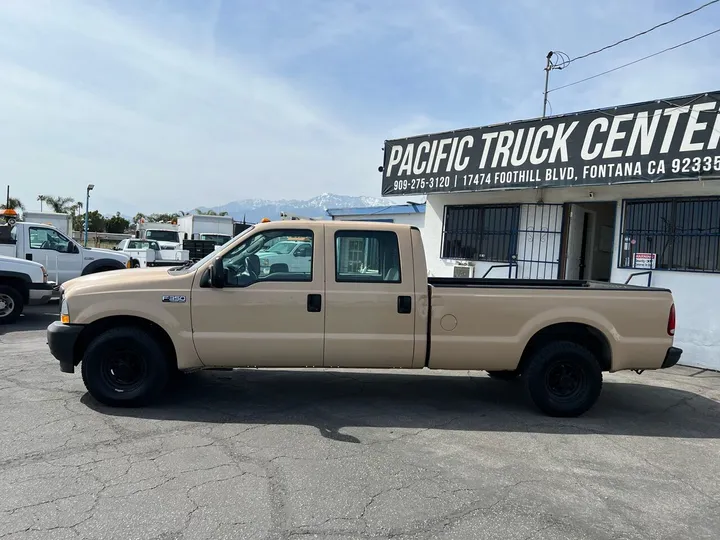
[25,226,82,285]
[322,226,415,369]
[190,225,325,368]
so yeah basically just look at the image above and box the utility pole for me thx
[84,184,94,247]
[542,51,553,118]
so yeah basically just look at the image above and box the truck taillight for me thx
[667,303,676,336]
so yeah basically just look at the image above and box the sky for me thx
[1,0,719,216]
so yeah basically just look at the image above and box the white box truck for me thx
[136,221,182,250]
[177,215,234,246]
[22,212,73,236]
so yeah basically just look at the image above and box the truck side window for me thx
[28,227,73,253]
[221,229,314,286]
[335,231,401,283]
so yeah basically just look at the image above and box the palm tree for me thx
[43,196,77,213]
[68,201,83,219]
[37,195,48,211]
[0,197,25,211]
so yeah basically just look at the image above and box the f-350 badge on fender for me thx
[162,295,186,303]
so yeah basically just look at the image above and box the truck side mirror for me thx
[210,257,225,288]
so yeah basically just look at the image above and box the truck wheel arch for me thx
[82,259,127,275]
[0,274,30,304]
[518,322,612,374]
[74,315,178,371]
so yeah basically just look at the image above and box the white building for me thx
[381,90,720,371]
[326,203,426,242]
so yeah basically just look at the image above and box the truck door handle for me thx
[307,294,322,312]
[397,295,412,314]
[25,254,33,261]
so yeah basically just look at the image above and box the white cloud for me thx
[0,0,718,215]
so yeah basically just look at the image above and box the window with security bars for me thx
[442,205,520,262]
[619,197,720,273]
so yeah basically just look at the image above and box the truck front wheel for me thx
[0,285,24,324]
[524,341,602,417]
[81,327,170,407]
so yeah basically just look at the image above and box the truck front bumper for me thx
[47,321,84,373]
[662,346,683,369]
[27,282,56,305]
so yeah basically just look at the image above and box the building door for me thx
[564,204,586,280]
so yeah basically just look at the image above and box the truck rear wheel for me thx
[524,341,602,417]
[81,327,170,407]
[0,285,23,325]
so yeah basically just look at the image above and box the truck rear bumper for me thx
[47,321,84,373]
[662,346,683,369]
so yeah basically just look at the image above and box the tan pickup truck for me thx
[47,220,681,417]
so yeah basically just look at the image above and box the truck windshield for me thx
[146,230,179,243]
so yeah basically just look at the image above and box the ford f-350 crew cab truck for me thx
[46,221,682,417]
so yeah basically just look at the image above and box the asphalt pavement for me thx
[1,304,719,539]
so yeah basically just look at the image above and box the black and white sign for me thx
[381,91,720,196]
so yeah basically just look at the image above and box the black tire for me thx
[0,285,24,325]
[487,370,520,381]
[81,327,170,407]
[131,260,141,268]
[524,341,602,417]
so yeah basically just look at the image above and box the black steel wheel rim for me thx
[100,349,148,392]
[545,360,585,401]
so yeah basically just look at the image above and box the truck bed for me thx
[427,277,670,292]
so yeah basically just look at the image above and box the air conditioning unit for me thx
[453,264,475,278]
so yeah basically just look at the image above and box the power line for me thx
[568,0,720,64]
[548,27,720,93]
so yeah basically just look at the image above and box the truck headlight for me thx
[60,297,70,324]
[260,259,270,267]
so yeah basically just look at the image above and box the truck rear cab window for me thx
[335,230,401,283]
[220,229,314,286]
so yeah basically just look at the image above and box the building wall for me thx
[424,180,720,370]
[331,212,426,244]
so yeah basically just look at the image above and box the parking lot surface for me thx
[1,305,719,540]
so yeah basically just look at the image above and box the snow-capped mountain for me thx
[197,193,411,222]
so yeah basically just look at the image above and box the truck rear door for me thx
[322,224,416,368]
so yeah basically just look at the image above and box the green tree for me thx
[193,208,228,216]
[0,197,25,211]
[73,210,106,232]
[105,212,130,233]
[148,213,179,223]
[42,196,77,213]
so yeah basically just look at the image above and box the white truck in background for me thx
[22,211,73,236]
[115,238,190,268]
[177,214,234,246]
[135,221,182,250]
[0,222,130,286]
[0,255,56,323]
[256,239,312,275]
